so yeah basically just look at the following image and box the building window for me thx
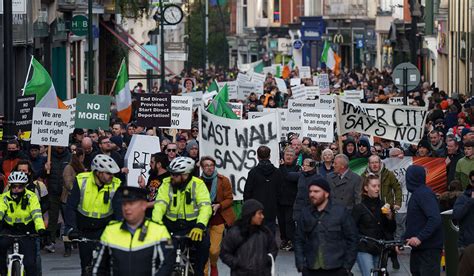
[243,0,247,27]
[273,0,280,23]
[262,0,268,18]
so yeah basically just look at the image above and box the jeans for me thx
[410,249,441,276]
[204,224,225,275]
[47,195,61,243]
[356,251,380,276]
[394,212,407,240]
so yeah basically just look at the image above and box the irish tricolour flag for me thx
[23,57,62,108]
[321,41,341,75]
[114,59,132,123]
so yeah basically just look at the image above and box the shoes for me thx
[391,255,400,269]
[279,240,288,250]
[210,265,218,276]
[282,240,293,251]
[44,243,55,253]
[64,243,72,257]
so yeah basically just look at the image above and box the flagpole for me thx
[109,58,125,96]
[22,55,33,96]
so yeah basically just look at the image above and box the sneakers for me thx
[44,243,56,253]
[282,240,294,251]
[279,240,288,250]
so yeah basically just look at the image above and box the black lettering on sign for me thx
[214,149,258,171]
[230,174,247,197]
[234,122,278,148]
[394,126,419,142]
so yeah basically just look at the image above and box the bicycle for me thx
[171,235,195,276]
[62,236,100,274]
[360,236,412,276]
[0,233,39,276]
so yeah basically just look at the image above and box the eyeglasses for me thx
[192,129,199,133]
[202,164,215,168]
[166,149,177,153]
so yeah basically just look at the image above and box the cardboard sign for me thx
[291,85,307,100]
[31,107,71,147]
[125,135,161,187]
[15,95,35,131]
[319,74,330,94]
[238,81,262,99]
[227,102,243,119]
[189,91,204,110]
[287,97,334,121]
[389,97,404,105]
[75,94,111,130]
[290,78,301,87]
[161,96,193,129]
[305,86,320,99]
[299,66,311,78]
[251,72,266,83]
[137,94,172,127]
[236,73,251,83]
[63,98,77,133]
[275,78,288,94]
[300,108,335,143]
[200,108,280,200]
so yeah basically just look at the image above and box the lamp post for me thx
[160,0,166,92]
[3,0,15,142]
[88,0,93,94]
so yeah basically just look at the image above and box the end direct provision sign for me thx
[137,94,172,128]
[75,94,111,130]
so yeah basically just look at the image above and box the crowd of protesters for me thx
[0,65,473,276]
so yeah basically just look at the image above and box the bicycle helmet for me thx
[8,171,29,185]
[91,154,120,174]
[168,157,195,174]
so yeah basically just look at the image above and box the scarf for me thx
[202,170,218,202]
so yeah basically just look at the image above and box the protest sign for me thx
[342,90,364,100]
[313,75,319,87]
[275,78,288,93]
[299,66,311,78]
[305,86,320,99]
[287,97,334,121]
[125,135,161,187]
[63,98,77,133]
[251,72,266,83]
[389,97,404,105]
[75,94,111,130]
[227,102,243,119]
[291,85,307,100]
[15,95,35,131]
[238,81,262,99]
[200,108,280,200]
[189,91,203,110]
[290,78,301,87]
[247,112,266,119]
[300,108,335,143]
[318,95,336,109]
[137,94,171,127]
[236,73,251,83]
[319,74,330,94]
[337,97,428,144]
[281,121,302,140]
[31,107,71,147]
[218,81,238,99]
[161,96,193,129]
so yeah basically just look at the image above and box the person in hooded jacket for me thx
[244,146,282,235]
[399,165,443,276]
[356,137,372,159]
[452,170,474,253]
[343,137,358,160]
[220,199,278,276]
[291,158,323,222]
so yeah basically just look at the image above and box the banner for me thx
[137,94,172,127]
[251,72,266,83]
[337,98,428,144]
[305,86,320,99]
[301,108,335,143]
[125,135,161,187]
[200,108,280,200]
[236,73,251,83]
[238,81,263,99]
[161,96,193,129]
[31,107,71,147]
[75,94,111,130]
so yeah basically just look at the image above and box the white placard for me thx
[200,108,280,200]
[319,74,330,94]
[0,0,27,14]
[236,73,251,83]
[63,98,76,133]
[281,121,302,140]
[227,102,243,119]
[275,78,288,94]
[125,135,161,187]
[238,81,263,99]
[287,97,334,121]
[290,78,301,87]
[251,72,266,83]
[189,91,204,110]
[218,81,238,99]
[160,96,193,129]
[291,85,307,100]
[389,97,404,105]
[342,90,364,100]
[299,66,311,78]
[313,76,320,87]
[305,86,320,99]
[31,107,71,147]
[301,108,335,143]
[164,52,187,61]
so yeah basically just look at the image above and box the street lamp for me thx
[88,0,93,94]
[3,0,15,143]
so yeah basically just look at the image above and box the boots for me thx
[64,242,72,257]
[210,265,218,276]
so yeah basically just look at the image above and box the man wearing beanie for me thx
[401,165,442,275]
[295,178,358,275]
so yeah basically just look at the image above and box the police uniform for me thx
[0,189,45,276]
[93,187,173,276]
[64,171,121,274]
[152,176,212,276]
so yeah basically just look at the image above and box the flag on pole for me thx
[238,60,264,73]
[321,41,341,75]
[207,84,239,119]
[114,59,132,123]
[207,80,219,93]
[23,57,60,108]
[282,58,294,79]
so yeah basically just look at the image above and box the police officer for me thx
[64,154,122,276]
[0,171,46,276]
[152,157,212,276]
[93,186,173,275]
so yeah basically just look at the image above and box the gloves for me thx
[188,228,204,241]
[68,229,82,240]
[37,229,48,237]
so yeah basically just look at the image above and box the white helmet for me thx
[91,154,120,174]
[8,171,29,185]
[168,157,195,174]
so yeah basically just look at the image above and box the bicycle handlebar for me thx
[360,236,412,249]
[0,233,40,239]
[62,236,100,243]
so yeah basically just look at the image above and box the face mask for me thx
[7,150,19,158]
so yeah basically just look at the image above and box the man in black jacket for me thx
[294,178,358,275]
[244,146,282,235]
[446,139,464,185]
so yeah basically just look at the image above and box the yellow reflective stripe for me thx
[78,209,113,219]
[3,215,13,223]
[166,211,199,220]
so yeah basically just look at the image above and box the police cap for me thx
[120,186,148,202]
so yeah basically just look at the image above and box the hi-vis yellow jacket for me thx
[0,189,45,233]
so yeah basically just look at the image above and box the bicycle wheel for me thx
[11,260,22,276]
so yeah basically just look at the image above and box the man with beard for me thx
[138,152,170,217]
[294,178,358,275]
[429,130,447,157]
[93,136,128,182]
[446,139,464,184]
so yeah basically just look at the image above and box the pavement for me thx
[40,240,441,275]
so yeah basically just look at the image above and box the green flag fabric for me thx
[207,80,219,93]
[207,84,239,119]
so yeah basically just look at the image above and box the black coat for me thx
[243,160,282,221]
[290,169,323,221]
[47,149,71,196]
[220,224,278,276]
[278,163,300,206]
[352,196,396,255]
